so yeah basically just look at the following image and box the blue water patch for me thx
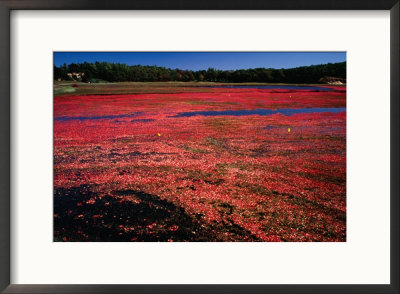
[211,85,334,91]
[55,112,142,122]
[264,125,284,130]
[131,119,155,123]
[171,108,346,118]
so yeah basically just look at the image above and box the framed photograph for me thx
[1,1,398,293]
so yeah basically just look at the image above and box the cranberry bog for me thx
[54,84,346,242]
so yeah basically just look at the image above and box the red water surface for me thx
[54,87,346,242]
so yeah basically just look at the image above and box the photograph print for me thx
[53,52,346,242]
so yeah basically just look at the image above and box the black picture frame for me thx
[0,1,399,293]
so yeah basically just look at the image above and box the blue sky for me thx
[54,52,346,70]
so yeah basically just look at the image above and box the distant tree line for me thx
[54,61,346,84]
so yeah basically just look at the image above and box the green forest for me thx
[54,61,346,84]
